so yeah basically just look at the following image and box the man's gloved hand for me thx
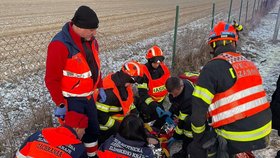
[98,88,107,103]
[167,137,176,149]
[54,104,67,119]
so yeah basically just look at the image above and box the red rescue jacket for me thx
[208,52,270,128]
[16,126,86,158]
[144,63,170,102]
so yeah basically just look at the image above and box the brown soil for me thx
[0,0,246,50]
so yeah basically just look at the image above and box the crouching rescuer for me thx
[189,21,272,158]
[16,111,89,158]
[94,61,144,144]
[136,45,171,128]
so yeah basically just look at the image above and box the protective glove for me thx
[167,137,176,149]
[156,107,172,118]
[54,104,67,119]
[156,107,174,125]
[165,116,175,126]
[98,88,107,103]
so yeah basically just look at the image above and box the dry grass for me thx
[172,0,278,77]
[0,104,52,156]
[172,26,211,76]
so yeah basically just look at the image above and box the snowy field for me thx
[241,1,280,157]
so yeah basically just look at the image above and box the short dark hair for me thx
[165,77,182,92]
[118,114,148,143]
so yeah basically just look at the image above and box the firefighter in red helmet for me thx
[136,45,171,128]
[188,21,271,158]
[94,60,144,144]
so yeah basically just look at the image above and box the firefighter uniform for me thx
[190,51,271,157]
[168,79,194,154]
[136,45,170,125]
[16,126,87,158]
[190,21,271,158]
[95,61,143,144]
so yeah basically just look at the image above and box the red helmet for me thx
[145,45,164,59]
[208,21,238,48]
[121,60,143,77]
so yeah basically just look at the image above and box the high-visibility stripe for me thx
[145,97,154,105]
[183,130,193,138]
[100,117,115,131]
[16,150,28,158]
[137,83,148,89]
[184,72,199,77]
[175,126,193,138]
[193,86,214,105]
[208,152,217,157]
[87,152,97,157]
[215,121,271,141]
[111,115,124,122]
[209,85,264,112]
[191,123,205,134]
[229,68,236,78]
[63,70,92,78]
[84,141,98,148]
[211,96,267,124]
[129,103,136,110]
[175,126,183,135]
[178,111,188,121]
[152,96,165,103]
[62,91,93,97]
[96,102,122,113]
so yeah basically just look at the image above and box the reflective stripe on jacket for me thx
[209,52,269,128]
[144,63,170,102]
[95,74,134,130]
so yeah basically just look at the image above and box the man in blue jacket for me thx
[16,111,88,158]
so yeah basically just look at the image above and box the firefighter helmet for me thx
[208,21,238,48]
[121,60,143,77]
[145,45,165,63]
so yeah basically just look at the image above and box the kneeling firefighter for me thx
[94,60,144,144]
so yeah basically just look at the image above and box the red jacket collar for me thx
[68,22,84,52]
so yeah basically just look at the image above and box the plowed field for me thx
[0,0,246,49]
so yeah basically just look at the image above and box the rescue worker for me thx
[165,77,194,158]
[16,111,88,158]
[95,61,144,144]
[45,6,104,157]
[271,75,280,158]
[136,45,171,128]
[97,114,155,158]
[189,21,271,158]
